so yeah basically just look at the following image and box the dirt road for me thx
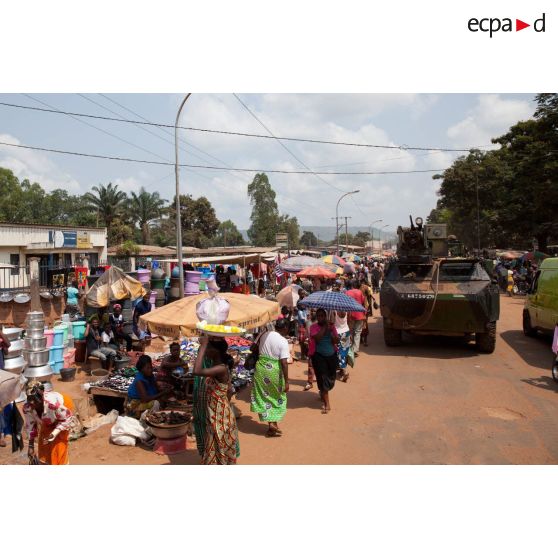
[3,295,557,464]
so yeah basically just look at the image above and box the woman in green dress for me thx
[250,319,290,437]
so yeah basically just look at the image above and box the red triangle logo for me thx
[516,19,530,31]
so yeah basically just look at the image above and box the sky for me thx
[0,93,536,236]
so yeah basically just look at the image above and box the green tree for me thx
[354,231,371,246]
[247,173,279,246]
[83,182,127,237]
[167,194,220,248]
[108,218,134,246]
[128,187,167,244]
[214,220,245,247]
[277,214,300,249]
[300,230,318,248]
[492,96,558,252]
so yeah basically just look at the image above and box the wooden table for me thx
[89,386,128,399]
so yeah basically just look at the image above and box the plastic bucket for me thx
[64,349,76,368]
[44,329,55,348]
[150,278,165,289]
[49,345,64,361]
[137,269,151,283]
[54,323,69,344]
[52,329,64,346]
[71,321,86,340]
[51,359,64,374]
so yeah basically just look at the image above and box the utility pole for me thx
[175,93,191,298]
[331,217,349,254]
[343,216,351,255]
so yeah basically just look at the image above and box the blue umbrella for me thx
[299,290,365,312]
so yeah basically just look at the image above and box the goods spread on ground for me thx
[146,410,191,425]
[90,369,137,392]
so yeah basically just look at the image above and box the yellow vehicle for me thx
[523,257,558,336]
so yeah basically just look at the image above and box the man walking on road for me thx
[346,279,367,357]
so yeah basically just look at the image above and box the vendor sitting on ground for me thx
[85,317,117,371]
[156,341,187,391]
[160,342,187,375]
[109,303,133,352]
[132,293,152,346]
[126,355,171,419]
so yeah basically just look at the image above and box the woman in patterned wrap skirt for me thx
[193,336,239,465]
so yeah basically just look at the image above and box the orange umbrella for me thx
[297,266,337,279]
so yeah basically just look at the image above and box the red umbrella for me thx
[297,266,337,279]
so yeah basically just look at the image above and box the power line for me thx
[0,140,447,175]
[22,94,171,163]
[233,93,346,194]
[76,94,213,183]
[0,99,477,153]
[96,94,250,181]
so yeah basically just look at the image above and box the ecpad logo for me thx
[468,13,546,37]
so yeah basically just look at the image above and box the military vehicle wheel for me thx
[476,321,496,353]
[384,324,403,346]
[522,310,536,337]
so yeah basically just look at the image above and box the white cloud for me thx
[447,94,534,148]
[0,133,81,193]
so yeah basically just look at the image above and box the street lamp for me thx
[336,190,360,255]
[175,93,191,298]
[369,219,383,254]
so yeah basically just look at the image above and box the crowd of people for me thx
[6,255,386,466]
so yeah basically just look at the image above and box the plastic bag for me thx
[110,416,151,446]
[552,325,558,355]
[196,295,230,324]
[84,409,119,435]
[347,347,355,368]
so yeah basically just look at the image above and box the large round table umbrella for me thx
[497,250,525,260]
[276,284,302,309]
[278,256,338,273]
[299,291,365,313]
[345,254,361,263]
[139,293,280,338]
[297,266,338,279]
[322,254,346,266]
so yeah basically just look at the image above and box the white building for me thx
[0,222,107,289]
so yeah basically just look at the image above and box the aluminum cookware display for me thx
[27,319,45,330]
[23,336,48,350]
[26,328,46,339]
[14,293,31,304]
[27,311,44,320]
[3,327,23,341]
[4,339,23,358]
[3,355,26,373]
[23,348,50,367]
[23,364,53,379]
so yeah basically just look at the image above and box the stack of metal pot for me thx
[23,311,52,381]
[2,326,25,374]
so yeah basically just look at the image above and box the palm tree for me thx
[128,187,167,244]
[83,183,127,238]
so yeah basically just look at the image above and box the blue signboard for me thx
[48,230,77,247]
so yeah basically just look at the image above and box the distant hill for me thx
[241,225,392,243]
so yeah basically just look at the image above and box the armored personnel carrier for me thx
[380,216,500,353]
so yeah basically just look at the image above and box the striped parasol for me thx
[345,254,361,263]
[299,290,365,312]
[322,254,346,266]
